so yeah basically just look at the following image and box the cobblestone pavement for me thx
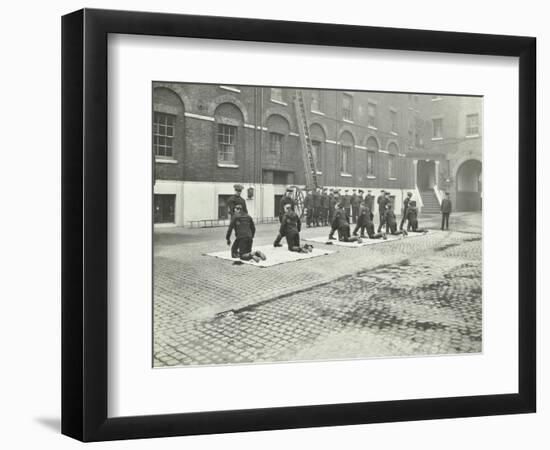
[154,212,482,367]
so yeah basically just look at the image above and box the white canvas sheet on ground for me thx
[205,244,334,267]
[108,35,519,418]
[305,231,436,247]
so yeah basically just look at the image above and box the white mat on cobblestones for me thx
[304,231,433,247]
[205,244,334,268]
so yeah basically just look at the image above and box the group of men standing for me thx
[303,187,376,227]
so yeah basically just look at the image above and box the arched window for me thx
[366,136,378,177]
[387,142,399,179]
[309,123,326,172]
[340,131,354,175]
[214,103,244,165]
[266,114,290,162]
[152,87,185,160]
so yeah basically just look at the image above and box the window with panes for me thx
[466,114,479,135]
[433,118,443,138]
[217,124,237,163]
[153,112,175,157]
[269,132,284,158]
[341,145,351,173]
[342,94,353,120]
[367,102,377,128]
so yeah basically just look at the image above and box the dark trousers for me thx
[352,205,359,223]
[399,210,410,230]
[377,211,388,233]
[441,212,450,230]
[286,230,300,250]
[234,237,253,259]
[306,208,313,226]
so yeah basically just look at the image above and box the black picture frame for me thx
[62,8,536,442]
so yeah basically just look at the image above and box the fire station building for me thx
[153,82,482,226]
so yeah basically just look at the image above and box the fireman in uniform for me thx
[328,202,362,243]
[279,203,313,253]
[226,204,266,262]
[273,187,296,247]
[384,203,408,237]
[399,191,413,231]
[406,201,429,233]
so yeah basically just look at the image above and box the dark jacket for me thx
[402,196,411,214]
[226,213,255,240]
[332,207,350,229]
[321,193,330,208]
[365,194,374,210]
[280,210,301,235]
[227,195,247,215]
[342,195,351,208]
[312,191,321,208]
[441,198,452,213]
[406,206,418,222]
[385,209,397,226]
[303,194,313,209]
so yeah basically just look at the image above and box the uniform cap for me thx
[233,184,244,191]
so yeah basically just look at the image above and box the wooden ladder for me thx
[294,90,319,191]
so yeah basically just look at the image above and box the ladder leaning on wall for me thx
[294,89,320,192]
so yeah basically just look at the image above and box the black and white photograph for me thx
[153,83,483,367]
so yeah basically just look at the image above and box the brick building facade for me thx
[153,83,482,226]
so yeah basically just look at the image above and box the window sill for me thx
[340,172,353,178]
[155,158,178,164]
[388,177,397,181]
[343,118,354,124]
[465,134,480,139]
[431,137,444,141]
[271,99,288,106]
[217,163,239,168]
[431,97,443,101]
[315,171,323,175]
[378,149,389,154]
[390,131,398,136]
[219,85,241,93]
[368,125,378,131]
[311,110,325,116]
[366,175,376,179]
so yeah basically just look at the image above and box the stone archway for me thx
[456,159,482,211]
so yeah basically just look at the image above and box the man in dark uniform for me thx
[399,191,413,231]
[226,184,249,257]
[328,203,362,243]
[227,184,248,217]
[376,190,388,233]
[406,201,429,233]
[353,201,386,239]
[226,204,266,262]
[274,187,296,247]
[352,189,362,224]
[342,189,352,223]
[279,203,313,253]
[385,203,408,237]
[303,189,314,227]
[328,189,338,225]
[440,192,452,230]
[321,188,330,226]
[365,189,375,213]
[312,187,322,227]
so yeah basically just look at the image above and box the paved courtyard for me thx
[154,212,482,367]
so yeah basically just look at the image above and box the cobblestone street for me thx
[154,212,482,367]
